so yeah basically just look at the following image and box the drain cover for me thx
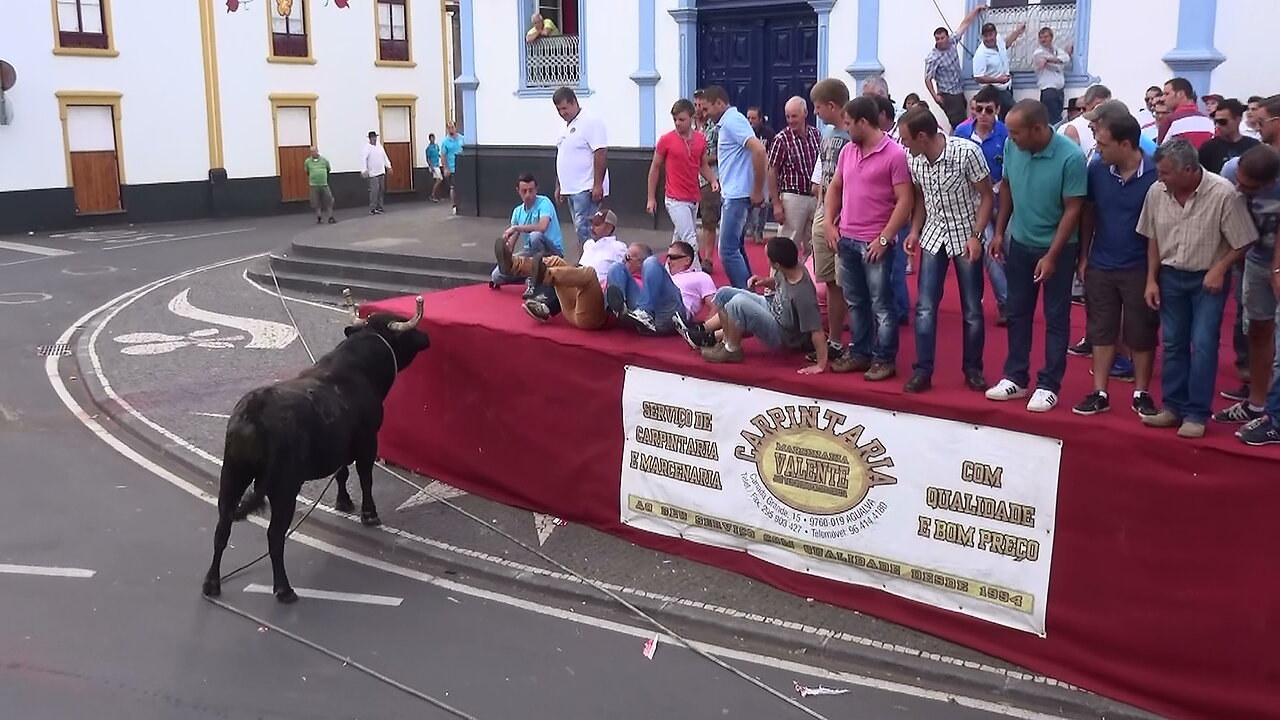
[37,343,71,357]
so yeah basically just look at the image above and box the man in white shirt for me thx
[1060,84,1111,163]
[360,131,392,214]
[503,210,629,329]
[552,87,610,251]
[972,21,1026,119]
[1031,27,1073,125]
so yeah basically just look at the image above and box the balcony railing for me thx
[525,34,580,89]
[985,1,1078,74]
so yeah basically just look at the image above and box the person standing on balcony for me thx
[972,21,1027,120]
[360,131,391,215]
[1031,27,1073,125]
[923,3,987,132]
[440,122,465,215]
[767,96,821,261]
[552,87,610,252]
[524,12,560,43]
[703,85,767,289]
[647,99,717,253]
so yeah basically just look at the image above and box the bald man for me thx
[767,96,823,259]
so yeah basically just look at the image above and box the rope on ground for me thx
[377,463,835,720]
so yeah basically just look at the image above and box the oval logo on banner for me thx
[734,405,897,516]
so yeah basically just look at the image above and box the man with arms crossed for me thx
[647,99,717,253]
[899,107,994,394]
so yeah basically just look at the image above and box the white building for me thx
[454,0,1272,225]
[0,0,453,233]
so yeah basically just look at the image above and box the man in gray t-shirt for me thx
[700,237,829,374]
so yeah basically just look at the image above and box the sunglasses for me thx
[975,105,997,115]
[1214,118,1230,126]
[666,254,689,261]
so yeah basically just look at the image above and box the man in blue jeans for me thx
[986,100,1087,413]
[1137,138,1258,439]
[605,240,717,337]
[491,173,563,296]
[955,85,1011,325]
[701,85,768,288]
[552,87,610,250]
[899,107,994,393]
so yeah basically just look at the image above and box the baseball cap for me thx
[590,209,618,226]
[1202,93,1224,103]
[1084,99,1131,123]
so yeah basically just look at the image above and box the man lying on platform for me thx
[491,172,565,298]
[603,240,718,341]
[700,236,828,374]
[496,209,634,329]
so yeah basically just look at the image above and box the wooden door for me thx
[276,106,313,202]
[382,105,413,192]
[66,105,122,214]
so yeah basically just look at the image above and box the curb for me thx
[69,308,1162,720]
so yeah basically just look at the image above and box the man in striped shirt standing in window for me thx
[899,107,995,394]
[768,97,821,261]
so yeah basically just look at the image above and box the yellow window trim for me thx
[372,0,413,66]
[55,90,126,188]
[376,95,418,187]
[198,0,225,168]
[269,93,319,178]
[265,0,315,64]
[49,0,118,56]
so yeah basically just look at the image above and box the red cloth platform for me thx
[365,247,1280,720]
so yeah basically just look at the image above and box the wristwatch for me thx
[878,236,890,246]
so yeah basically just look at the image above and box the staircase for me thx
[247,240,493,301]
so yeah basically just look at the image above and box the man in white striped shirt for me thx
[899,107,995,394]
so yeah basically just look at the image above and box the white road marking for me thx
[0,240,73,257]
[167,288,298,349]
[47,256,1073,719]
[240,268,354,314]
[101,228,255,251]
[396,480,467,512]
[243,583,403,607]
[0,563,96,578]
[0,292,52,305]
[533,513,561,546]
[194,412,231,419]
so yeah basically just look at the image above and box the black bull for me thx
[202,293,430,603]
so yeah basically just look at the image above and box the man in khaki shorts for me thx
[807,78,852,361]
[694,90,721,273]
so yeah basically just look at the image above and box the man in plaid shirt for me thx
[768,96,822,260]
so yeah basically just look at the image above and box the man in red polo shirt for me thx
[1158,77,1215,148]
[647,99,718,256]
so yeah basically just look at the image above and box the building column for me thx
[630,0,661,147]
[808,0,837,80]
[1162,0,1224,99]
[668,0,697,101]
[456,0,480,141]
[844,0,883,89]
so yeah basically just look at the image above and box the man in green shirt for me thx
[986,99,1087,413]
[304,146,336,224]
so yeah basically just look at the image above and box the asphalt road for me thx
[0,212,1123,720]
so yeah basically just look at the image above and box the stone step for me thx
[287,239,495,277]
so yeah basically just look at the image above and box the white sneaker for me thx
[985,379,1027,402]
[1027,388,1058,413]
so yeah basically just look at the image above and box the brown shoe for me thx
[831,354,872,374]
[529,252,547,288]
[1141,409,1180,428]
[701,344,743,364]
[495,236,514,276]
[1176,421,1206,439]
[864,362,897,382]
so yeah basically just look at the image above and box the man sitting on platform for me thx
[700,236,828,374]
[603,240,717,340]
[491,173,564,297]
[497,209,628,330]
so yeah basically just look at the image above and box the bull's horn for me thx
[343,288,367,328]
[388,295,424,332]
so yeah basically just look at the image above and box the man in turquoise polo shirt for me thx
[986,99,1087,413]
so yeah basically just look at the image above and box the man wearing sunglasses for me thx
[606,240,717,340]
[1199,99,1259,175]
[955,85,1011,325]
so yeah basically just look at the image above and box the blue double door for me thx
[697,3,819,134]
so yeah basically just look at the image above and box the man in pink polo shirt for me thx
[823,96,914,381]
